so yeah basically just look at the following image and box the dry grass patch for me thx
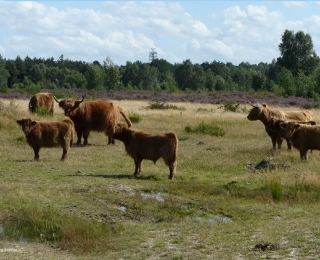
[1,99,320,259]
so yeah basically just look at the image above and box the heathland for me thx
[0,91,320,259]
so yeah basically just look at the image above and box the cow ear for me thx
[58,100,65,108]
[115,125,122,133]
[294,124,301,130]
[279,122,286,130]
[16,120,22,126]
[74,101,82,108]
[262,103,267,108]
[31,121,37,126]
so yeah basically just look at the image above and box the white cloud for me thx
[0,1,320,66]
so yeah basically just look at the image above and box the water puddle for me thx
[187,214,232,224]
[98,192,232,224]
[140,192,165,202]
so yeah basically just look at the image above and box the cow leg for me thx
[276,135,283,149]
[286,138,292,150]
[168,162,177,179]
[83,130,90,146]
[106,126,115,145]
[107,136,115,145]
[76,130,82,145]
[300,150,308,160]
[61,147,69,161]
[133,159,142,176]
[33,147,40,161]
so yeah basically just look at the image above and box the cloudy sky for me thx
[1,1,320,66]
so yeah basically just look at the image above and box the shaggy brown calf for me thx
[279,121,320,160]
[29,93,59,114]
[113,124,178,179]
[58,95,132,145]
[16,118,74,161]
[267,118,316,150]
[247,103,314,150]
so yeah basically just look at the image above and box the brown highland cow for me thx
[58,95,132,145]
[28,92,59,114]
[113,124,178,179]
[16,118,74,161]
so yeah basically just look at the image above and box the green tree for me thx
[277,29,320,76]
[103,57,121,90]
[0,55,9,88]
[85,64,105,90]
[277,67,295,97]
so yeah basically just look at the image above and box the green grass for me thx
[184,121,225,136]
[145,101,186,110]
[1,99,320,258]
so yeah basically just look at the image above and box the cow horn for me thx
[52,95,59,103]
[80,94,86,103]
[249,102,261,108]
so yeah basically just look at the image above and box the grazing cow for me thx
[29,93,59,114]
[279,121,320,160]
[58,95,132,145]
[247,103,314,150]
[113,124,178,179]
[16,118,74,161]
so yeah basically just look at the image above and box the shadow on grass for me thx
[65,173,159,180]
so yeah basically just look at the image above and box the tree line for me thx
[1,29,320,100]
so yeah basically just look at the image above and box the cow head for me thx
[16,118,37,135]
[247,103,267,121]
[267,117,284,132]
[58,94,86,116]
[279,121,300,138]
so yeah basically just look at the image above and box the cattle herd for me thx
[247,102,318,160]
[15,93,320,180]
[16,92,178,179]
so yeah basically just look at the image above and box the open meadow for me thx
[1,97,320,259]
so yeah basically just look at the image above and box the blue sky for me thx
[1,1,320,66]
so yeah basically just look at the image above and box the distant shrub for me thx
[146,101,185,110]
[35,106,53,116]
[129,113,141,123]
[195,107,214,113]
[185,122,225,136]
[220,102,248,113]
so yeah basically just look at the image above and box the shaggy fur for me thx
[280,121,320,160]
[247,103,314,150]
[267,118,316,150]
[28,93,59,114]
[58,95,132,145]
[113,124,178,179]
[16,118,74,161]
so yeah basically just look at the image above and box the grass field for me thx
[1,98,320,259]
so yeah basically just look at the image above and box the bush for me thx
[129,113,141,123]
[221,102,248,113]
[146,101,185,110]
[184,122,225,136]
[35,106,53,116]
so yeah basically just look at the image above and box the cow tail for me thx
[118,106,132,128]
[169,132,178,161]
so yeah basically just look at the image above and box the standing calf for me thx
[247,103,314,150]
[279,121,320,160]
[113,124,178,179]
[16,118,74,161]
